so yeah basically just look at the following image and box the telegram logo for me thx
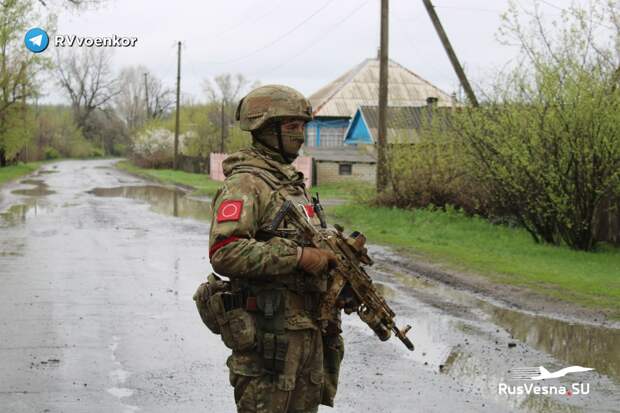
[25,28,49,53]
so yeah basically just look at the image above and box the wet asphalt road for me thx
[1,159,619,413]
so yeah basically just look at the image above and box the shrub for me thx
[44,146,60,160]
[454,1,620,250]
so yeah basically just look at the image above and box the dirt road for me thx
[0,159,618,413]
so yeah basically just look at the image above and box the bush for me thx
[376,1,620,251]
[44,146,61,160]
[454,1,620,250]
[90,147,105,157]
[381,117,486,214]
[112,143,127,156]
[130,128,176,168]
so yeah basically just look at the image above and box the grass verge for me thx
[113,163,619,317]
[0,162,45,187]
[309,180,375,202]
[115,160,222,196]
[328,203,620,317]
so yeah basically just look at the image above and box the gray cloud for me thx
[41,0,569,103]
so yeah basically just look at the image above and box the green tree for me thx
[0,0,50,165]
[457,0,620,250]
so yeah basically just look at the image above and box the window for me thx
[339,163,352,175]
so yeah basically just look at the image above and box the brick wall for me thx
[316,161,376,185]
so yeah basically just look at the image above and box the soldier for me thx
[206,85,345,413]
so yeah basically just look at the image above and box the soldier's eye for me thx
[282,121,305,131]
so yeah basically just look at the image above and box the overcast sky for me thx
[40,0,572,103]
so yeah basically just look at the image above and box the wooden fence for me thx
[596,198,620,244]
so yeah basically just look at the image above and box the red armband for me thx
[209,236,242,258]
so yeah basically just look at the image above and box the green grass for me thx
[310,181,375,202]
[328,204,620,317]
[113,162,620,316]
[0,162,44,187]
[116,160,222,196]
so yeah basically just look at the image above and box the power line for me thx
[537,0,563,12]
[257,0,372,75]
[434,5,504,14]
[202,0,337,65]
[210,0,288,40]
[393,8,456,89]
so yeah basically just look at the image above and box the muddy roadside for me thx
[374,247,619,329]
[113,160,618,329]
[5,158,613,412]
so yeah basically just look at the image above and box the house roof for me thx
[309,58,454,118]
[302,146,376,163]
[344,105,454,144]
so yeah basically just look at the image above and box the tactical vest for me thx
[219,166,327,372]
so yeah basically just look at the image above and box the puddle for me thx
[486,305,620,382]
[379,262,620,383]
[36,170,58,175]
[0,200,52,227]
[106,387,134,398]
[11,179,55,196]
[373,282,396,298]
[88,185,211,221]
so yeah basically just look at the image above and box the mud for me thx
[0,159,618,413]
[11,179,55,196]
[87,185,212,222]
[377,250,618,328]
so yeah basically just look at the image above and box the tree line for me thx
[0,0,254,167]
[384,0,620,251]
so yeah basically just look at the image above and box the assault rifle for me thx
[271,200,414,351]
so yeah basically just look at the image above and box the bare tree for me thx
[202,73,249,105]
[114,66,145,130]
[115,66,173,130]
[55,48,119,135]
[36,0,104,8]
[145,71,174,119]
[202,73,250,151]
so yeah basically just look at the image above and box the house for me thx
[303,146,376,185]
[305,56,454,148]
[344,102,454,144]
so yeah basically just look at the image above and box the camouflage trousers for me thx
[229,329,343,413]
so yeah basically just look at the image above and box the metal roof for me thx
[309,58,454,118]
[356,105,454,143]
[302,146,377,163]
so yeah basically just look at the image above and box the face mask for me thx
[253,121,305,163]
[281,132,304,156]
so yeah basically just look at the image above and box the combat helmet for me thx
[235,85,312,132]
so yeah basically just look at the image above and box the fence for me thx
[210,153,313,188]
[596,198,620,244]
[178,155,209,174]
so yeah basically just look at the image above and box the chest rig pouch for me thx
[193,273,256,352]
[252,288,289,374]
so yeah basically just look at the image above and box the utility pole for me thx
[220,100,226,153]
[422,0,479,107]
[376,0,389,192]
[174,41,182,170]
[144,72,150,119]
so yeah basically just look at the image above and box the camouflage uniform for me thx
[207,86,344,413]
